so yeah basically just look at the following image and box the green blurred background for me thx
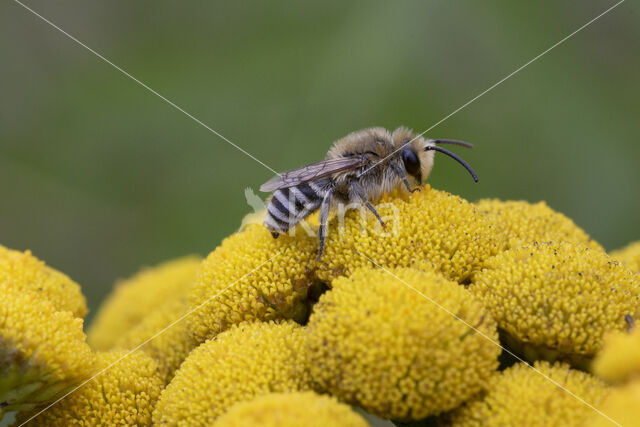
[1,0,638,323]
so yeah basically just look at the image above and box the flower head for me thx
[448,361,609,427]
[187,225,317,344]
[316,186,500,284]
[592,327,640,383]
[114,296,198,384]
[307,267,500,420]
[0,245,87,318]
[0,284,95,415]
[153,320,311,425]
[17,350,164,426]
[213,392,369,427]
[474,199,603,251]
[471,241,640,363]
[87,255,201,350]
[610,240,640,273]
[584,379,640,427]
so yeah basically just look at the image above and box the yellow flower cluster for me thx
[471,241,640,364]
[448,361,609,426]
[6,186,640,425]
[587,321,640,426]
[316,185,501,284]
[592,327,640,383]
[17,350,164,426]
[0,283,94,416]
[0,245,87,318]
[611,240,640,273]
[0,251,199,424]
[307,267,500,420]
[88,255,201,350]
[187,224,317,344]
[475,199,604,251]
[213,392,368,427]
[153,320,311,425]
[114,297,197,384]
[584,380,640,427]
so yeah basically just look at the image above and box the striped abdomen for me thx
[264,181,326,236]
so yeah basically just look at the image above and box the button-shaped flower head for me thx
[0,245,87,318]
[0,284,95,417]
[584,380,640,427]
[316,186,500,284]
[114,296,197,384]
[448,361,609,427]
[475,200,603,251]
[213,392,369,427]
[17,350,164,426]
[610,240,640,273]
[592,327,640,384]
[471,241,640,365]
[187,224,317,344]
[307,267,500,421]
[88,255,201,350]
[153,320,311,425]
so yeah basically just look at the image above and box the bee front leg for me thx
[390,162,420,193]
[317,189,333,261]
[350,181,385,229]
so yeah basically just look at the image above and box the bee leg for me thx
[351,181,385,229]
[317,189,333,261]
[390,163,420,192]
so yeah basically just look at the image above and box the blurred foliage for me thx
[0,0,638,323]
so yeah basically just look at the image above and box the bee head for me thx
[392,127,478,183]
[392,128,434,183]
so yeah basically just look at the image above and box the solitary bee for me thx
[260,127,478,259]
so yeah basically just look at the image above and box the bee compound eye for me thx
[402,149,420,176]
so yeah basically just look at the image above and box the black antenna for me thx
[425,145,478,182]
[432,139,474,149]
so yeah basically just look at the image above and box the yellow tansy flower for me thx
[592,327,640,383]
[307,267,500,421]
[471,241,640,366]
[610,240,640,273]
[0,245,87,318]
[584,379,640,427]
[88,255,201,350]
[17,350,164,426]
[114,296,197,384]
[0,284,95,416]
[213,392,369,427]
[153,320,311,425]
[448,361,609,427]
[187,224,317,344]
[316,186,500,284]
[475,199,603,251]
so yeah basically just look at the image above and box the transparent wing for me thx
[260,156,367,192]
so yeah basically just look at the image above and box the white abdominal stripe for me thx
[264,182,324,233]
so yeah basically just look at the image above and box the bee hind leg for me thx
[317,189,333,261]
[351,181,385,229]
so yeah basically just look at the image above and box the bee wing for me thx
[260,156,367,192]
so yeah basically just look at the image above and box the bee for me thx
[260,127,478,259]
